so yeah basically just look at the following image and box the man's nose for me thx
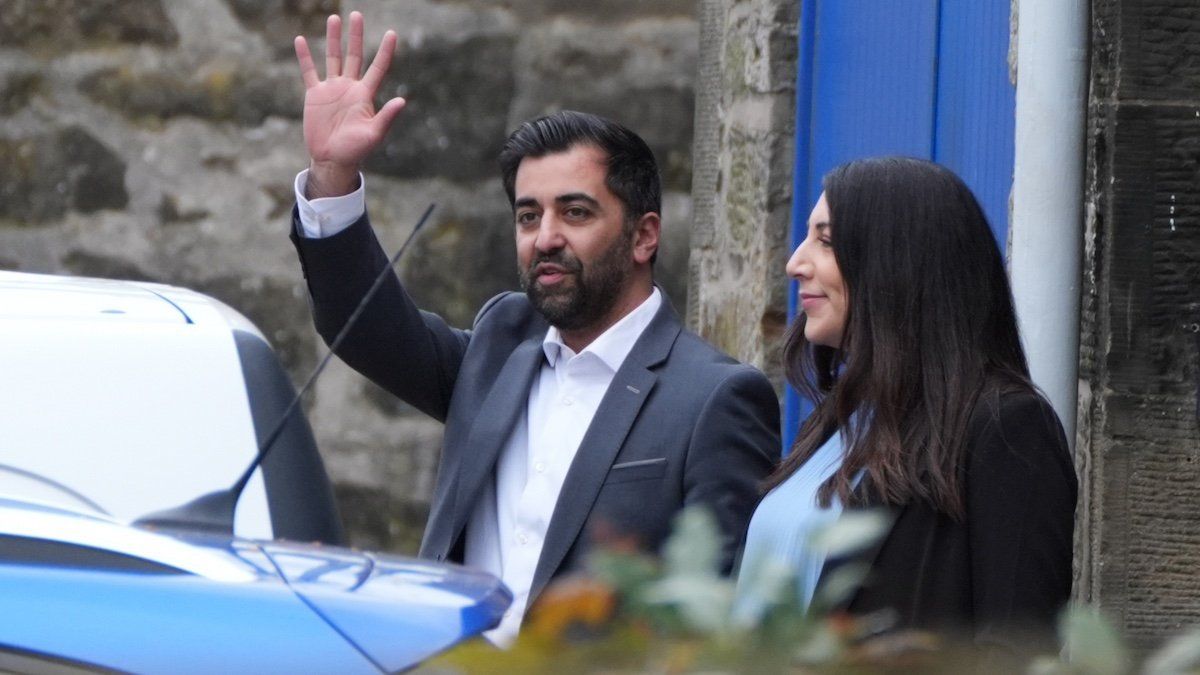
[534,215,566,253]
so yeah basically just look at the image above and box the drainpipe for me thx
[1008,0,1089,444]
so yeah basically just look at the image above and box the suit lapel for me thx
[448,338,545,544]
[528,299,681,602]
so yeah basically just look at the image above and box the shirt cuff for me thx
[293,169,366,239]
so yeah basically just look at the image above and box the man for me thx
[289,13,780,644]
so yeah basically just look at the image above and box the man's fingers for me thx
[372,97,407,138]
[294,37,319,88]
[325,14,342,79]
[344,11,364,79]
[361,29,397,93]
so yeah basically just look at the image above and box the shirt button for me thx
[518,533,529,545]
[562,396,574,406]
[535,462,546,473]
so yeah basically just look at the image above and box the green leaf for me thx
[1143,626,1200,675]
[641,574,735,634]
[729,556,797,630]
[809,562,871,612]
[808,509,891,559]
[793,622,843,665]
[1059,606,1130,675]
[1027,655,1072,675]
[662,506,722,577]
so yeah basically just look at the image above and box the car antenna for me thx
[134,203,436,535]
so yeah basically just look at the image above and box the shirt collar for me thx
[542,287,663,371]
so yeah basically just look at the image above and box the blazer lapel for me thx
[447,339,545,544]
[528,299,681,602]
[814,480,896,613]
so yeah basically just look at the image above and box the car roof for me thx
[0,270,273,538]
[0,270,262,335]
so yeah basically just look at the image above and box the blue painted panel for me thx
[934,0,1016,248]
[806,0,940,209]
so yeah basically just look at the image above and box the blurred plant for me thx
[1031,607,1200,675]
[433,505,913,673]
[431,507,1200,674]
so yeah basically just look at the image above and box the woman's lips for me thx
[799,292,825,311]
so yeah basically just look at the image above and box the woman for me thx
[737,157,1076,654]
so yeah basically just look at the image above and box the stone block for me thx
[399,205,520,329]
[1113,0,1200,101]
[510,20,698,191]
[503,0,694,21]
[225,0,340,58]
[0,126,129,225]
[0,69,41,115]
[364,34,517,182]
[80,65,301,125]
[0,0,177,51]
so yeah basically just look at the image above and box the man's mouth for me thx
[534,262,570,285]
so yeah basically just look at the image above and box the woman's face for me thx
[786,192,847,348]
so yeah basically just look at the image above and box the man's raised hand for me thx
[294,12,406,199]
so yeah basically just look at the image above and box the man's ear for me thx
[632,212,660,265]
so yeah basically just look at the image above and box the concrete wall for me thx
[1079,0,1200,649]
[0,0,700,552]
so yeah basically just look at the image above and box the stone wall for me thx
[1080,0,1200,650]
[689,0,796,387]
[0,0,700,552]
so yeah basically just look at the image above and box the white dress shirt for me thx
[465,287,661,645]
[294,169,365,239]
[294,170,663,646]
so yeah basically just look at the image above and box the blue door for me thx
[785,0,1016,449]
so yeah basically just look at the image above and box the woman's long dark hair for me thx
[766,157,1033,520]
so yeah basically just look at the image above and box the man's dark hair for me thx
[498,110,662,225]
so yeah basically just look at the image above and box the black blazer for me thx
[820,387,1077,657]
[290,209,781,604]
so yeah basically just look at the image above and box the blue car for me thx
[0,497,510,673]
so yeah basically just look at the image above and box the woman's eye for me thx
[819,238,833,248]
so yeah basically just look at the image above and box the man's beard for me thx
[519,231,634,331]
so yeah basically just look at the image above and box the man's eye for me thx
[565,206,590,219]
[516,212,539,226]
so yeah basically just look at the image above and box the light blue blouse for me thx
[734,428,852,619]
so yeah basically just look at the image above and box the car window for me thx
[0,535,184,575]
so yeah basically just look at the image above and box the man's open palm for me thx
[294,12,405,195]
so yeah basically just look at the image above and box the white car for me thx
[0,270,342,540]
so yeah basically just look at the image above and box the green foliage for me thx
[1143,627,1200,675]
[432,506,1200,674]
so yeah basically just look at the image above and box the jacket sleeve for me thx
[966,390,1077,651]
[290,207,471,422]
[683,366,781,574]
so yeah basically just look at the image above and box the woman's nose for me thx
[786,243,810,279]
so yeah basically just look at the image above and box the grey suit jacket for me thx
[291,210,780,604]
